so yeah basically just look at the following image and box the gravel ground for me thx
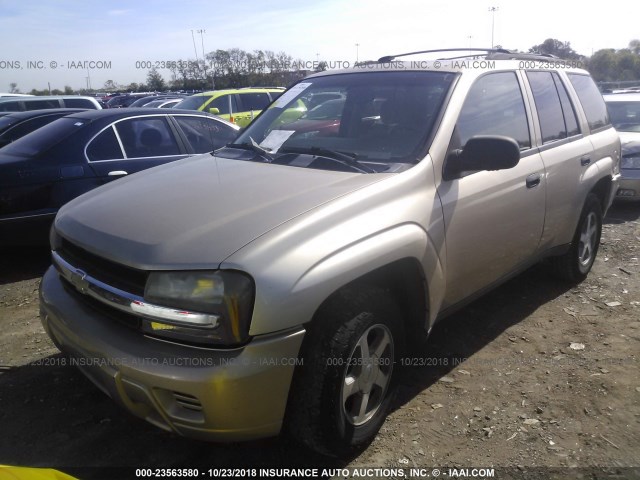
[0,203,639,480]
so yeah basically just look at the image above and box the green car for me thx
[175,88,289,127]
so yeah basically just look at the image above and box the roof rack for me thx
[377,48,559,63]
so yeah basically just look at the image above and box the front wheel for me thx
[287,286,404,456]
[550,193,603,282]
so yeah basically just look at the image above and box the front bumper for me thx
[39,266,305,441]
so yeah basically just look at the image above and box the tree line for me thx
[10,40,640,96]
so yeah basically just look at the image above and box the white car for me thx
[604,92,640,200]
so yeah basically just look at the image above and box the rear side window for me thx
[239,92,271,111]
[553,74,580,137]
[527,71,580,143]
[25,99,61,110]
[174,116,238,153]
[114,117,181,158]
[0,101,23,111]
[567,73,610,131]
[456,72,531,149]
[87,126,124,161]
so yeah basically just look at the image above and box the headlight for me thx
[138,270,254,346]
[621,154,640,169]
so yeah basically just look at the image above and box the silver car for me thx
[604,92,640,200]
[40,49,620,455]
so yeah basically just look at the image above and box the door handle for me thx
[108,170,128,176]
[526,173,541,188]
[580,156,591,166]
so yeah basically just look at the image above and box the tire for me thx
[287,285,404,456]
[550,193,603,282]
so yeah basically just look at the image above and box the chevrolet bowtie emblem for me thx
[69,268,90,294]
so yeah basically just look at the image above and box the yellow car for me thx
[174,88,286,127]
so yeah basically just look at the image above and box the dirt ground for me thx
[0,204,639,480]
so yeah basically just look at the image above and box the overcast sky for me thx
[1,0,638,92]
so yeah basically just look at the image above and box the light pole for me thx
[197,29,209,88]
[355,43,360,63]
[488,7,499,48]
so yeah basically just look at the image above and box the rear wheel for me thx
[550,193,603,282]
[287,286,404,456]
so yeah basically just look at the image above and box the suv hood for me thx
[55,154,384,270]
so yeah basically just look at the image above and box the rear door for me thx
[86,115,188,181]
[523,71,595,248]
[438,71,546,307]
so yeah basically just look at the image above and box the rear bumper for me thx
[39,266,305,441]
[615,171,640,201]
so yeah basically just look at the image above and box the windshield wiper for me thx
[226,138,274,162]
[279,146,375,173]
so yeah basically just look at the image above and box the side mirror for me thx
[209,107,220,115]
[444,135,520,180]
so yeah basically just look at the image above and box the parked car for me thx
[128,95,186,108]
[0,109,239,245]
[143,98,183,109]
[174,87,286,126]
[279,98,345,136]
[105,94,149,108]
[40,49,619,455]
[0,95,102,112]
[0,93,34,98]
[0,108,88,148]
[604,92,640,200]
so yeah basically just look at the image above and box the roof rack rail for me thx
[378,48,562,63]
[378,48,511,63]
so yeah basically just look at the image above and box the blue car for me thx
[0,108,239,245]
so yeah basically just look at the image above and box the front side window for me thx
[174,116,237,153]
[209,95,238,115]
[456,72,531,149]
[239,92,271,111]
[221,71,456,172]
[65,98,96,109]
[567,73,610,131]
[114,117,180,158]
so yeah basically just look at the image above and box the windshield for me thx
[174,95,211,111]
[221,71,455,173]
[0,117,87,157]
[606,100,640,132]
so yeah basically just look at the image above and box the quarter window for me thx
[567,73,610,131]
[86,126,124,161]
[456,72,531,149]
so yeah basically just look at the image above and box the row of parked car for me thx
[0,88,288,127]
[0,49,637,456]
